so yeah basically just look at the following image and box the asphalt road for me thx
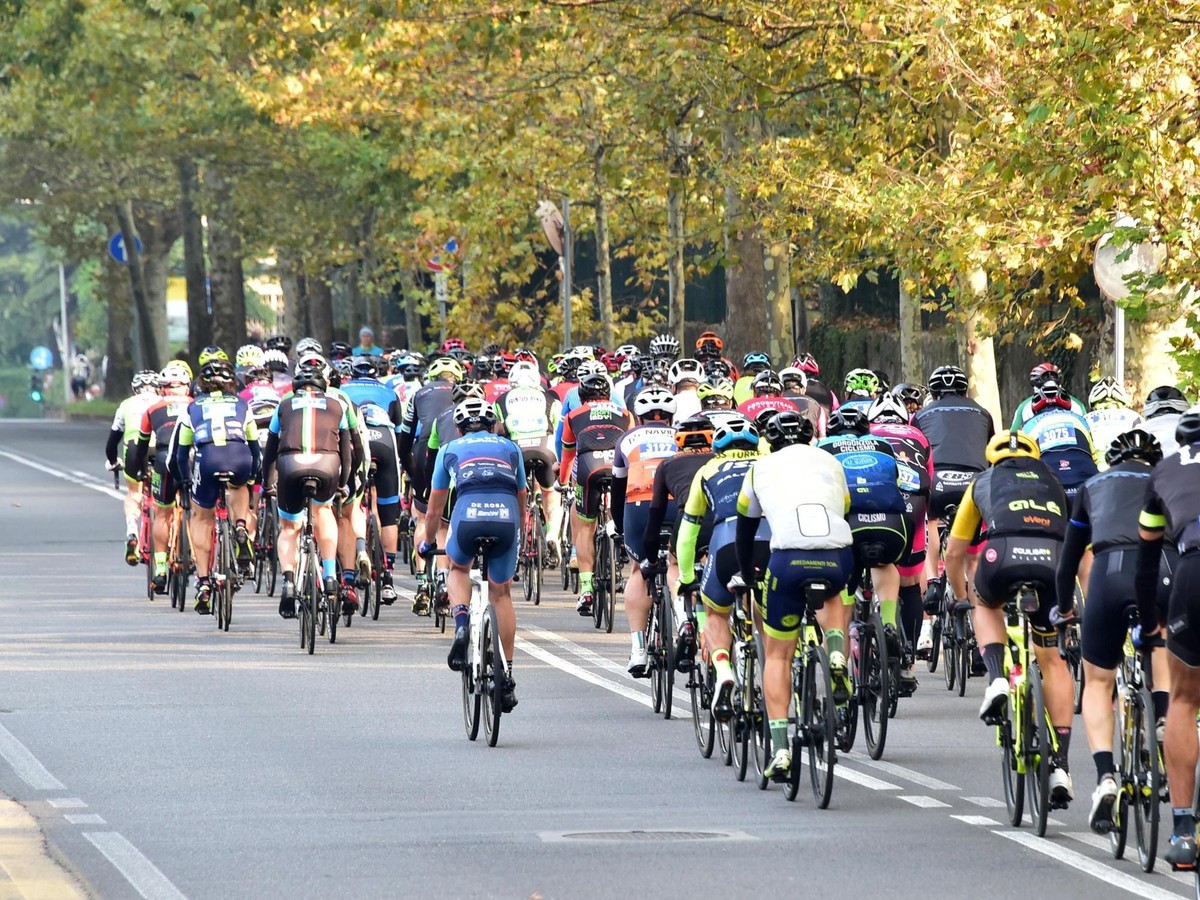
[0,419,1193,900]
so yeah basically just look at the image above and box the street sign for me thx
[108,232,144,265]
[426,237,459,272]
[29,346,53,370]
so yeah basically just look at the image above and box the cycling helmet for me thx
[697,379,734,410]
[695,330,724,357]
[1176,407,1200,446]
[614,344,639,361]
[985,430,1041,464]
[295,337,323,356]
[557,352,583,380]
[843,368,881,398]
[1088,376,1129,410]
[427,357,464,381]
[165,358,193,381]
[752,370,784,397]
[779,366,808,392]
[132,369,159,393]
[197,345,228,366]
[332,359,352,382]
[439,337,466,355]
[451,380,486,402]
[646,357,671,385]
[892,382,927,409]
[633,386,676,420]
[620,352,644,377]
[329,341,353,361]
[198,360,237,393]
[1106,428,1163,467]
[263,349,289,372]
[928,365,968,397]
[264,335,292,354]
[453,397,495,432]
[763,410,814,450]
[578,371,613,401]
[158,364,190,393]
[674,414,714,450]
[792,353,820,375]
[249,397,280,423]
[472,354,495,378]
[570,345,597,360]
[291,365,327,392]
[514,347,538,365]
[867,391,908,424]
[1144,385,1189,419]
[236,344,265,368]
[481,342,502,357]
[508,361,540,389]
[649,334,681,360]
[600,351,620,373]
[712,415,759,451]
[1033,376,1063,404]
[827,407,870,437]
[577,359,607,379]
[742,351,771,373]
[243,366,269,384]
[296,351,330,374]
[669,358,704,387]
[1029,362,1061,386]
[350,356,379,379]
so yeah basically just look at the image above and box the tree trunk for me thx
[137,202,181,361]
[398,268,424,351]
[898,273,923,384]
[581,92,614,349]
[113,200,162,372]
[278,253,308,339]
[206,168,247,351]
[308,272,334,350]
[721,118,768,360]
[764,238,793,362]
[103,260,134,400]
[666,126,687,346]
[960,269,1003,427]
[177,157,210,359]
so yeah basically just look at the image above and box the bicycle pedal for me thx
[983,714,1003,727]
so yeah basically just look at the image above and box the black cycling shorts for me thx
[1166,551,1200,668]
[973,535,1060,634]
[517,438,558,490]
[929,467,978,520]
[898,493,928,575]
[276,452,340,520]
[367,430,401,528]
[848,511,908,568]
[409,437,431,513]
[574,450,614,521]
[1081,548,1141,670]
[150,449,179,507]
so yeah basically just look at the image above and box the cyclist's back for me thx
[1020,404,1099,498]
[911,365,993,518]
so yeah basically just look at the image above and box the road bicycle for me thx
[136,472,156,601]
[687,586,719,760]
[727,576,768,788]
[943,587,978,698]
[252,488,279,597]
[591,476,622,634]
[168,487,191,612]
[208,473,242,632]
[842,587,890,759]
[518,468,545,606]
[558,486,577,594]
[643,531,676,719]
[782,577,839,809]
[295,478,328,655]
[359,466,386,621]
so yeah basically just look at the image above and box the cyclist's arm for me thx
[337,424,353,491]
[559,414,577,480]
[422,446,452,544]
[675,466,709,581]
[1055,492,1091,615]
[641,463,670,561]
[105,414,124,465]
[734,465,763,581]
[396,396,417,467]
[610,441,630,534]
[171,420,195,484]
[945,481,982,600]
[1136,490,1167,632]
[423,421,441,491]
[262,431,280,487]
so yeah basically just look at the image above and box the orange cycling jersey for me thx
[612,423,677,502]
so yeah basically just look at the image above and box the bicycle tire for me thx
[144,519,154,601]
[361,516,375,618]
[733,649,752,782]
[603,533,616,634]
[718,708,734,767]
[1133,684,1160,872]
[221,525,234,632]
[650,602,664,715]
[660,591,675,720]
[752,635,770,790]
[172,517,191,612]
[300,550,316,655]
[943,627,958,691]
[532,504,543,606]
[214,522,228,630]
[264,500,279,597]
[462,659,481,742]
[1111,688,1131,859]
[806,645,837,809]
[927,614,941,673]
[690,662,716,759]
[370,522,384,621]
[329,588,339,643]
[1001,717,1025,826]
[592,531,607,631]
[318,589,328,637]
[521,533,534,604]
[784,658,802,802]
[837,694,859,754]
[1029,664,1051,837]
[862,614,890,760]
[482,605,504,747]
[955,630,970,697]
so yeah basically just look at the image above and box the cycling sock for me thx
[825,629,845,660]
[712,649,733,682]
[453,604,469,630]
[770,719,789,755]
[899,584,922,646]
[1093,750,1115,781]
[321,559,336,580]
[355,537,366,554]
[981,643,1006,682]
[282,571,294,584]
[153,551,167,574]
[385,552,396,570]
[879,598,898,629]
[1174,809,1195,838]
[1153,690,1169,721]
[579,572,593,594]
[1054,726,1072,766]
[342,569,355,585]
[631,631,645,653]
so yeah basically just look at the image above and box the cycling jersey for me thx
[496,385,555,441]
[483,378,511,404]
[677,449,763,576]
[173,392,261,509]
[950,456,1069,543]
[555,388,626,457]
[838,397,873,415]
[817,434,906,514]
[138,395,193,451]
[612,424,677,504]
[1142,414,1181,457]
[1011,393,1087,430]
[1085,407,1143,469]
[239,380,283,404]
[736,396,798,422]
[869,422,933,496]
[263,390,352,516]
[737,445,852,550]
[398,380,455,445]
[1139,445,1200,550]
[911,395,994,473]
[1019,406,1099,490]
[112,393,160,445]
[430,431,525,498]
[642,450,713,561]
[559,400,634,474]
[784,394,827,438]
[340,377,402,425]
[804,379,838,413]
[1068,461,1153,552]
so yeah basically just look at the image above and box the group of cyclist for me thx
[104,327,1200,868]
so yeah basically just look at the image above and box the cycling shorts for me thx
[276,452,340,520]
[897,493,928,578]
[1081,548,1146,670]
[700,519,769,613]
[848,511,908,568]
[150,450,179,507]
[624,499,676,563]
[409,437,431,513]
[191,443,254,510]
[368,431,401,528]
[973,535,1060,635]
[929,467,978,520]
[759,547,855,640]
[446,491,520,583]
[574,450,614,521]
[516,437,557,490]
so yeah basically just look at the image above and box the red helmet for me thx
[600,351,620,373]
[1029,362,1060,386]
[440,337,466,354]
[793,353,820,375]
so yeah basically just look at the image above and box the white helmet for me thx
[779,366,808,391]
[295,337,323,356]
[509,361,540,389]
[633,386,676,420]
[236,344,265,368]
[669,358,704,387]
[1088,376,1130,410]
[577,359,607,379]
[867,391,908,424]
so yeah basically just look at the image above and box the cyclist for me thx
[263,349,292,396]
[1011,362,1087,429]
[550,351,584,404]
[1084,378,1142,469]
[669,358,705,424]
[675,416,766,719]
[818,407,909,696]
[1018,372,1100,503]
[649,333,681,364]
[169,360,260,615]
[779,366,826,437]
[1136,407,1200,868]
[235,344,265,386]
[697,380,735,414]
[892,382,928,417]
[560,371,635,616]
[420,398,526,711]
[106,369,163,565]
[733,351,772,405]
[839,368,881,414]
[1141,385,1189,456]
[496,361,562,568]
[239,364,279,405]
[261,364,353,617]
[945,431,1075,806]
[385,352,425,407]
[1055,429,1167,834]
[735,370,798,422]
[483,353,512,404]
[129,363,193,594]
[792,352,837,413]
[737,410,853,781]
[641,415,715,669]
[611,387,677,676]
[329,341,353,362]
[868,391,934,687]
[694,330,734,375]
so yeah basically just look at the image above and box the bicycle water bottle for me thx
[849,620,860,667]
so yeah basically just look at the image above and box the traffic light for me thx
[29,372,43,403]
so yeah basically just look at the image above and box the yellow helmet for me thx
[166,358,193,381]
[426,357,464,381]
[986,430,1040,464]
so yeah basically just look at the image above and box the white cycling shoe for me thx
[979,677,1008,722]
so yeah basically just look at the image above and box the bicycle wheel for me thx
[943,626,958,691]
[328,587,339,643]
[659,592,675,720]
[482,605,504,747]
[1028,666,1052,837]
[862,614,890,760]
[1000,717,1025,826]
[603,534,617,634]
[718,707,734,767]
[144,520,154,601]
[805,645,837,809]
[171,518,190,612]
[361,517,375,618]
[752,637,770,790]
[317,587,328,637]
[927,614,941,673]
[649,605,664,715]
[1111,691,1132,859]
[690,662,716,759]
[531,505,543,606]
[264,501,278,597]
[784,660,803,802]
[300,554,316,654]
[370,525,384,621]
[214,523,228,630]
[733,650,752,782]
[462,656,481,742]
[1133,685,1160,872]
[521,530,535,604]
[592,532,607,631]
[956,632,970,698]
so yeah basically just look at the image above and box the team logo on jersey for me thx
[1007,499,1061,516]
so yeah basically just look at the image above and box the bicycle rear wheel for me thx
[462,662,481,742]
[531,505,543,606]
[1133,685,1160,872]
[592,532,608,631]
[482,605,504,747]
[328,588,339,643]
[733,650,752,782]
[862,614,890,760]
[649,605,664,715]
[943,627,958,691]
[806,645,837,809]
[784,660,803,802]
[690,662,716,759]
[659,593,675,720]
[956,632,970,697]
[603,534,617,634]
[1028,667,1052,837]
[1000,717,1025,826]
[370,522,384,621]
[300,553,316,654]
[752,637,770,790]
[927,614,941,673]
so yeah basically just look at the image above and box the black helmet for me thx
[928,365,968,397]
[291,365,327,392]
[329,341,353,361]
[1106,428,1163,467]
[198,360,236,393]
[1145,385,1188,419]
[827,407,870,436]
[763,410,813,450]
[578,371,612,401]
[265,334,292,354]
[349,356,379,379]
[752,370,783,397]
[1176,409,1200,447]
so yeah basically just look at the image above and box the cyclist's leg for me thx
[573,455,604,607]
[622,500,652,666]
[149,451,176,581]
[1162,553,1200,858]
[701,533,742,714]
[971,539,1016,716]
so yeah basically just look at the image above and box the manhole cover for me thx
[542,829,753,843]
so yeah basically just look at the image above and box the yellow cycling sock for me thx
[879,598,898,628]
[579,572,593,594]
[712,648,733,682]
[825,629,845,659]
[153,551,167,574]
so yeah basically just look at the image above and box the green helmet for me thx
[843,367,880,398]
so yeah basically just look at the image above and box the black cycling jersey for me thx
[1071,461,1153,552]
[397,380,456,467]
[642,451,712,561]
[967,456,1069,541]
[805,379,835,412]
[1142,446,1200,550]
[911,395,994,472]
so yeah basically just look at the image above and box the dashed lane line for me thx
[0,449,123,501]
[82,832,187,900]
[0,726,63,792]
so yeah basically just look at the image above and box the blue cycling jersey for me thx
[340,378,399,427]
[431,431,526,497]
[817,433,906,514]
[1020,406,1098,488]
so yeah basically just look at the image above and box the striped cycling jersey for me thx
[268,391,349,455]
[613,423,677,503]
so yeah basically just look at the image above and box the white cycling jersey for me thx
[737,444,853,551]
[1084,407,1142,469]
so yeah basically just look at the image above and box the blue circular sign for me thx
[29,346,53,370]
[108,232,143,264]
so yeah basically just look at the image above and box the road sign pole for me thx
[435,271,449,343]
[59,263,71,405]
[562,198,572,350]
[1114,304,1125,386]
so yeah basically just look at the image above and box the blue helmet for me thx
[712,415,759,451]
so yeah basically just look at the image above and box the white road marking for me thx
[961,796,1007,808]
[849,756,960,791]
[0,723,65,790]
[794,756,900,791]
[1064,832,1191,887]
[515,637,652,707]
[47,798,87,809]
[64,813,106,825]
[0,449,123,500]
[997,829,1185,899]
[951,815,1001,826]
[83,832,188,900]
[899,795,951,808]
[521,623,634,678]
